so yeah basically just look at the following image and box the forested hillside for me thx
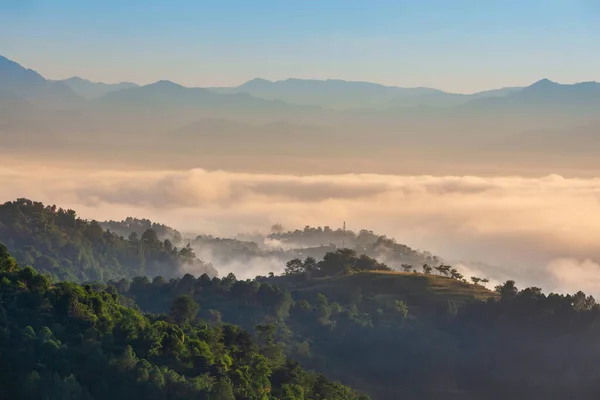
[268,226,440,268]
[188,226,439,274]
[116,250,600,400]
[4,199,600,399]
[100,217,184,245]
[0,244,365,400]
[0,199,216,282]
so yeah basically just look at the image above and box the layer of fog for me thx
[3,161,600,295]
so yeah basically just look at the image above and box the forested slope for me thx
[116,250,600,400]
[5,199,600,399]
[100,217,184,245]
[0,199,217,282]
[0,243,365,400]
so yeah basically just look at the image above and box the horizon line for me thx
[3,53,600,95]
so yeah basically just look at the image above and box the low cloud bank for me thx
[3,162,600,294]
[546,258,600,294]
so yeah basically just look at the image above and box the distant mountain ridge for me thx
[57,76,138,99]
[2,53,600,167]
[456,78,600,115]
[4,54,600,113]
[209,77,507,109]
[0,55,82,107]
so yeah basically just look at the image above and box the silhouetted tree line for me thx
[269,226,440,267]
[284,249,391,277]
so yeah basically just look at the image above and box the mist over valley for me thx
[3,5,600,396]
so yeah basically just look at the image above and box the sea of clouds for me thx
[3,160,600,295]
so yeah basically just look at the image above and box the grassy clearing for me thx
[274,270,498,315]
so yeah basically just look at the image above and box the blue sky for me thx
[1,0,599,93]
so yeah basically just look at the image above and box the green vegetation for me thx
[117,249,498,399]
[117,249,600,399]
[100,217,184,245]
[0,243,365,400]
[0,199,217,282]
[4,200,600,399]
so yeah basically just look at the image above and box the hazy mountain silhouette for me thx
[209,77,523,110]
[210,78,448,109]
[0,55,82,107]
[88,79,329,132]
[460,79,600,114]
[93,80,322,112]
[516,79,600,106]
[171,118,324,140]
[488,119,600,154]
[3,53,600,172]
[58,76,138,99]
[166,118,328,154]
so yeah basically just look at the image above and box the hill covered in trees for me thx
[114,249,493,399]
[188,226,440,276]
[100,217,184,245]
[112,249,600,400]
[4,199,600,399]
[269,225,439,268]
[0,244,365,400]
[0,199,217,282]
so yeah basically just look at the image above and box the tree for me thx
[170,295,199,324]
[450,269,463,280]
[212,377,236,400]
[571,291,597,311]
[401,264,412,273]
[141,229,159,246]
[285,259,304,275]
[435,265,451,276]
[422,264,433,275]
[256,324,277,345]
[471,277,481,285]
[495,280,518,300]
[303,256,318,272]
[271,223,285,234]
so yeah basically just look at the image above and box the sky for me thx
[1,0,599,93]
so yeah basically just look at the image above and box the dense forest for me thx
[0,243,365,400]
[100,218,184,245]
[0,199,217,282]
[108,248,600,399]
[3,199,600,399]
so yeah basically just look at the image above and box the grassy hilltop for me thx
[274,270,497,316]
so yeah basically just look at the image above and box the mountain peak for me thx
[239,78,273,88]
[0,55,21,66]
[529,78,556,88]
[0,55,43,78]
[63,76,87,83]
[146,80,184,89]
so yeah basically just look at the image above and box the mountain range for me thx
[57,76,138,99]
[1,54,600,173]
[209,77,524,109]
[6,54,600,114]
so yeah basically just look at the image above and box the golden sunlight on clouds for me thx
[3,161,600,293]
